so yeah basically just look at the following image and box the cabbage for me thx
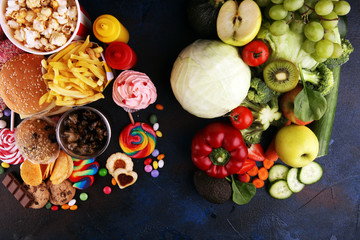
[170,40,251,118]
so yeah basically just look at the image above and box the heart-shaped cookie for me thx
[112,168,137,189]
[106,152,134,175]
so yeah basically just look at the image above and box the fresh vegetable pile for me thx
[172,0,354,205]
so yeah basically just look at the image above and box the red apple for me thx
[280,85,313,125]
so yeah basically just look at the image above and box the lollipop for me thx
[0,128,25,165]
[69,158,99,190]
[119,122,156,159]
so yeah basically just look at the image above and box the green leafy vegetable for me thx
[301,63,334,96]
[247,77,276,104]
[231,175,256,205]
[323,38,354,70]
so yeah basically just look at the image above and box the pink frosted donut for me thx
[0,128,25,165]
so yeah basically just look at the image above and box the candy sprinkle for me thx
[103,186,112,194]
[151,169,159,178]
[79,193,88,201]
[155,104,164,110]
[1,162,10,168]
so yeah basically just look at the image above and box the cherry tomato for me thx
[229,106,253,130]
[242,40,269,67]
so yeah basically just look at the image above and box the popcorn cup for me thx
[0,0,92,55]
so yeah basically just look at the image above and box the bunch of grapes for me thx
[255,0,351,62]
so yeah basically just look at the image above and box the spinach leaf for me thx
[231,175,256,205]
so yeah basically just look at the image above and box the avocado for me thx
[193,170,232,204]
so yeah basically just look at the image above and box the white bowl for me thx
[0,0,90,55]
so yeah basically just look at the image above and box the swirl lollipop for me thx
[69,158,99,190]
[0,128,25,165]
[119,122,156,159]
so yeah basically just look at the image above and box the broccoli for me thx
[301,63,334,96]
[247,77,276,103]
[240,96,283,145]
[323,38,354,69]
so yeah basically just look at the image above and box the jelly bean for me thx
[144,158,152,165]
[158,160,164,168]
[99,168,108,177]
[0,120,6,129]
[3,109,11,117]
[155,104,164,110]
[1,162,10,168]
[0,166,4,174]
[144,164,152,173]
[151,169,159,178]
[149,114,157,124]
[111,177,117,186]
[45,202,52,209]
[0,112,3,118]
[153,123,159,131]
[68,199,76,206]
[79,193,88,201]
[51,205,59,211]
[151,149,160,157]
[156,131,162,138]
[61,204,70,210]
[153,161,158,170]
[157,154,165,160]
[70,205,78,211]
[103,186,112,194]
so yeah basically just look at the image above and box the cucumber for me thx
[269,180,293,199]
[268,164,289,182]
[286,168,305,193]
[298,162,323,185]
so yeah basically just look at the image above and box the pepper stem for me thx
[209,147,231,166]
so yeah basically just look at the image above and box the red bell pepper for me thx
[191,122,248,178]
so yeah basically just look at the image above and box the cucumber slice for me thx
[268,164,289,182]
[269,180,293,199]
[298,162,323,185]
[286,168,305,193]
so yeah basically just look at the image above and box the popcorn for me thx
[4,0,78,52]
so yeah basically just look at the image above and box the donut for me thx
[119,122,156,158]
[0,128,25,165]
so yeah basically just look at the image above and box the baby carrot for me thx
[252,178,264,188]
[258,167,269,180]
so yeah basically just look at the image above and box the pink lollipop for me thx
[0,128,25,165]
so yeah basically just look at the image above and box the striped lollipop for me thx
[119,122,156,159]
[0,128,25,165]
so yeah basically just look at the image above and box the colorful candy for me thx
[3,109,11,117]
[149,114,157,124]
[151,170,159,178]
[0,128,25,165]
[151,149,160,157]
[158,160,164,168]
[119,122,156,158]
[103,186,112,194]
[144,165,152,173]
[0,120,6,129]
[153,123,159,131]
[69,158,99,190]
[79,193,88,201]
[155,104,164,110]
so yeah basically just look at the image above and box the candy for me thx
[155,104,164,110]
[0,166,4,174]
[1,162,10,168]
[68,199,76,206]
[156,131,163,138]
[51,205,59,211]
[70,205,78,210]
[151,170,159,178]
[2,172,34,208]
[0,120,5,129]
[3,109,11,117]
[144,164,153,173]
[45,202,52,209]
[151,149,160,157]
[0,128,25,165]
[103,186,112,194]
[79,193,88,201]
[111,177,117,186]
[153,123,159,131]
[153,161,158,170]
[119,122,156,158]
[61,204,70,210]
[144,158,152,165]
[99,168,108,176]
[69,158,99,190]
[157,154,165,160]
[149,114,157,124]
[158,160,165,168]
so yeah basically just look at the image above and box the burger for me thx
[15,117,60,164]
[0,53,70,118]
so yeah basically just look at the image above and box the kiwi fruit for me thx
[263,60,299,93]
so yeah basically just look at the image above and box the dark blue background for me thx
[0,0,359,239]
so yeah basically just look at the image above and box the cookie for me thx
[106,152,133,175]
[23,182,50,209]
[47,179,76,206]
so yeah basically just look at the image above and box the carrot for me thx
[258,167,269,180]
[264,137,279,162]
[247,165,258,176]
[238,173,251,183]
[263,158,275,169]
[252,178,264,188]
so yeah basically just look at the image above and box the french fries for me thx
[40,36,109,107]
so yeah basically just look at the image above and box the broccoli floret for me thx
[301,63,334,96]
[247,77,276,103]
[240,97,283,145]
[323,38,354,69]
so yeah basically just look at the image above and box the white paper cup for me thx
[0,0,92,55]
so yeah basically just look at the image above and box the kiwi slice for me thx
[263,60,299,93]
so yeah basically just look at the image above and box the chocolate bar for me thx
[2,173,34,208]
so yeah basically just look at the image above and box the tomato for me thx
[242,40,269,67]
[229,106,253,130]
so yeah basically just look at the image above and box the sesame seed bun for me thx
[0,54,51,116]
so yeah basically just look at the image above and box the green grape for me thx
[314,0,334,16]
[256,0,272,7]
[331,43,343,58]
[304,0,317,8]
[269,5,288,20]
[333,1,351,16]
[324,30,336,42]
[270,20,289,36]
[302,39,317,53]
[316,39,334,58]
[283,0,304,11]
[271,0,284,4]
[290,20,305,33]
[311,52,327,63]
[321,11,338,30]
[284,11,294,22]
[304,21,324,42]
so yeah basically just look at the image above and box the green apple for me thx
[216,0,262,46]
[275,125,319,168]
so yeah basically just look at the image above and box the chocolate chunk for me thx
[2,173,34,208]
